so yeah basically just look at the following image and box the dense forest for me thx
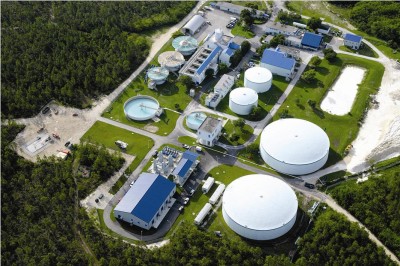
[331,1,400,49]
[330,166,400,258]
[1,1,196,118]
[2,123,395,265]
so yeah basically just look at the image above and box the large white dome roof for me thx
[230,87,258,106]
[260,118,330,165]
[245,67,272,84]
[223,174,298,231]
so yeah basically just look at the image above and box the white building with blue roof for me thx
[179,29,238,84]
[114,173,176,230]
[260,48,296,79]
[301,32,323,51]
[344,33,362,50]
[172,150,200,186]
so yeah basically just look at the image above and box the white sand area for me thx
[321,66,365,115]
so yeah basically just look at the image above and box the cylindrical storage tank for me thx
[158,51,185,71]
[172,36,198,56]
[229,87,258,115]
[260,119,330,175]
[244,67,272,93]
[147,67,169,85]
[124,96,160,121]
[222,174,298,240]
[186,112,207,130]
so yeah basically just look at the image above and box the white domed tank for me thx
[147,67,169,85]
[172,36,198,56]
[260,119,330,175]
[222,174,298,240]
[229,87,258,115]
[158,51,185,71]
[244,67,272,93]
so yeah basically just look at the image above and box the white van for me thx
[195,146,203,152]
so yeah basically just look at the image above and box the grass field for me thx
[217,76,289,121]
[231,24,255,39]
[273,54,384,165]
[178,136,197,146]
[339,43,378,58]
[233,0,267,11]
[219,119,254,146]
[81,121,154,193]
[103,74,191,136]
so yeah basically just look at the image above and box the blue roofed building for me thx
[114,173,176,230]
[260,48,296,79]
[172,151,200,186]
[301,32,323,51]
[344,33,362,50]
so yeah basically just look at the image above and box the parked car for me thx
[152,150,159,158]
[189,189,195,196]
[304,182,315,189]
[182,144,190,149]
[178,206,184,212]
[195,146,202,152]
[64,141,71,147]
[183,197,189,205]
[95,198,99,203]
[206,21,211,25]
[72,113,78,117]
[130,181,135,187]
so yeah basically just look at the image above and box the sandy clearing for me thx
[321,66,365,115]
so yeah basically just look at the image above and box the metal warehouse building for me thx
[114,173,176,230]
[222,174,298,240]
[260,118,330,175]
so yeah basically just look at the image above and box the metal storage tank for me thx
[158,51,185,71]
[244,67,273,93]
[147,67,169,85]
[172,36,198,56]
[222,174,298,240]
[229,87,258,115]
[260,118,330,175]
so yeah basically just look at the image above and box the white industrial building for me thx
[213,2,267,18]
[197,117,223,147]
[344,33,362,50]
[182,15,205,36]
[114,173,176,230]
[260,118,330,175]
[205,74,235,108]
[286,36,302,48]
[222,174,298,240]
[158,51,185,71]
[260,48,295,79]
[180,29,239,84]
[171,150,199,186]
[219,41,241,67]
[244,67,273,93]
[265,21,299,36]
[202,176,215,194]
[229,87,258,115]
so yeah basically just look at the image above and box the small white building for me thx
[197,117,223,147]
[205,74,235,108]
[286,36,302,48]
[261,48,296,78]
[265,21,298,36]
[344,33,362,50]
[182,15,205,36]
[209,183,225,205]
[114,173,176,230]
[202,176,215,194]
[194,203,212,225]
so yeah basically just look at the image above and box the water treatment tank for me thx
[244,66,272,93]
[229,87,258,115]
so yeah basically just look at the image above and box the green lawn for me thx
[233,0,267,10]
[273,54,384,165]
[109,174,127,195]
[339,43,378,58]
[219,119,254,146]
[81,121,154,194]
[231,24,255,39]
[103,74,192,136]
[178,136,197,146]
[216,76,289,121]
[165,164,255,239]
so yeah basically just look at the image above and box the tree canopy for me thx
[1,1,196,118]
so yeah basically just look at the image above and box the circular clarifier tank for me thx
[186,112,207,130]
[124,96,160,121]
[147,67,169,85]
